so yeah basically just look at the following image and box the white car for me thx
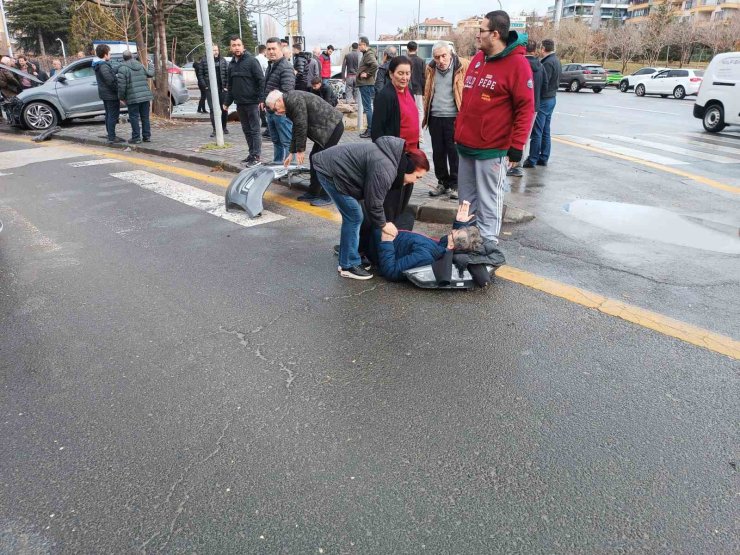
[634,69,704,99]
[693,51,740,133]
[618,67,667,92]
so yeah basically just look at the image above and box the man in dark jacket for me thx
[509,40,544,177]
[310,77,337,107]
[117,50,155,144]
[406,41,426,144]
[92,44,124,144]
[356,37,378,138]
[262,37,295,165]
[341,42,361,103]
[373,46,396,95]
[266,88,343,206]
[524,38,561,168]
[194,55,208,113]
[292,44,309,90]
[224,35,265,167]
[198,44,230,138]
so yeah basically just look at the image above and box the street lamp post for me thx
[56,38,66,64]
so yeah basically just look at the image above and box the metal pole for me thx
[358,0,365,37]
[417,0,421,39]
[198,0,224,146]
[374,0,378,41]
[0,0,12,57]
[237,0,243,38]
[297,0,303,37]
[56,38,67,64]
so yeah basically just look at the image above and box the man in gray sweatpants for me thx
[453,11,535,242]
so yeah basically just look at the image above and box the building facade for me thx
[549,0,630,24]
[408,18,454,39]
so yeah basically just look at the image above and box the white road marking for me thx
[598,135,740,164]
[0,147,83,170]
[110,170,285,227]
[0,172,13,176]
[69,159,121,167]
[0,203,61,253]
[602,104,683,116]
[555,111,585,118]
[559,135,688,165]
[647,134,740,157]
[689,132,740,146]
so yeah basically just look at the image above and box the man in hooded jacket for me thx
[117,50,155,144]
[92,44,124,144]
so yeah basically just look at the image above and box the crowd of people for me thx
[0,51,88,101]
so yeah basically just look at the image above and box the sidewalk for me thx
[2,107,534,225]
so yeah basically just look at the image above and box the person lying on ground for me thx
[370,201,484,282]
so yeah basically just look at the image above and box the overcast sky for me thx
[257,0,553,48]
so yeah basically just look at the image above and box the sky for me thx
[257,0,553,48]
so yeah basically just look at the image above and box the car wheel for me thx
[22,102,58,131]
[703,104,726,133]
[673,86,686,100]
[635,84,646,97]
[619,80,629,92]
[569,80,580,93]
[593,87,602,93]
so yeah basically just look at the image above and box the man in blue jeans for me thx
[92,44,125,145]
[356,36,378,139]
[524,39,561,168]
[262,37,295,163]
[116,50,154,144]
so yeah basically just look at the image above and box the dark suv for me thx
[560,63,607,93]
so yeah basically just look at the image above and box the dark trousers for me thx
[205,89,228,132]
[103,100,120,141]
[236,103,262,158]
[127,101,151,140]
[308,121,344,197]
[197,83,208,112]
[428,115,458,189]
[359,172,414,254]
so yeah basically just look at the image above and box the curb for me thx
[1,127,535,226]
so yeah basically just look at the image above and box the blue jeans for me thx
[316,172,363,269]
[527,96,556,164]
[359,85,374,130]
[127,101,151,141]
[266,111,292,163]
[103,100,120,141]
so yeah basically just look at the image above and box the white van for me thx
[693,52,740,132]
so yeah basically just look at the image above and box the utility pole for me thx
[358,0,365,38]
[198,0,224,147]
[297,0,303,38]
[237,0,243,38]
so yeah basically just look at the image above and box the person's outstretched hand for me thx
[456,200,474,222]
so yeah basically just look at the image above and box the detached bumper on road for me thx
[1,97,24,127]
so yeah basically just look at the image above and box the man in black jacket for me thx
[406,41,426,144]
[262,37,296,165]
[266,88,343,206]
[199,44,230,138]
[309,77,337,107]
[292,43,309,91]
[224,35,265,167]
[525,38,561,168]
[92,44,124,144]
[509,40,544,177]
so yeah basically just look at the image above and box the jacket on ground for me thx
[284,90,342,152]
[117,59,154,103]
[422,55,469,128]
[312,136,405,228]
[93,58,119,101]
[356,49,378,87]
[262,57,295,102]
[225,53,264,106]
[454,31,535,156]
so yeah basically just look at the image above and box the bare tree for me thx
[670,18,701,67]
[606,23,645,73]
[556,19,591,62]
[642,3,676,65]
[700,13,740,56]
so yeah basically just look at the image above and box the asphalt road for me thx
[0,133,738,554]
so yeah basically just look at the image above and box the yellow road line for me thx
[6,135,739,359]
[553,136,740,195]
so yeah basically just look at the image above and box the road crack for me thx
[323,282,387,301]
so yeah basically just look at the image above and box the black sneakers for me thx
[244,156,261,168]
[338,265,373,280]
[428,183,449,197]
[359,130,371,139]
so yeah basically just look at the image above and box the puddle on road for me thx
[563,200,740,254]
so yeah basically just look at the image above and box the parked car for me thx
[180,61,199,88]
[3,56,189,131]
[560,63,607,93]
[605,69,623,86]
[618,67,667,92]
[693,51,740,133]
[634,68,704,99]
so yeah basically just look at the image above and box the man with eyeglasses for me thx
[454,10,534,243]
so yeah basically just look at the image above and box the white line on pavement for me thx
[69,159,122,167]
[602,104,684,116]
[559,135,688,165]
[646,134,740,157]
[110,170,285,228]
[598,135,740,164]
[555,111,585,118]
[689,132,740,146]
[0,147,83,170]
[0,172,13,176]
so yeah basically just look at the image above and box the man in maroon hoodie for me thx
[454,10,535,242]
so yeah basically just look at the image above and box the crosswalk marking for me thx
[559,135,688,165]
[110,170,285,228]
[0,147,83,171]
[688,132,740,147]
[598,135,739,164]
[69,159,121,167]
[649,134,740,157]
